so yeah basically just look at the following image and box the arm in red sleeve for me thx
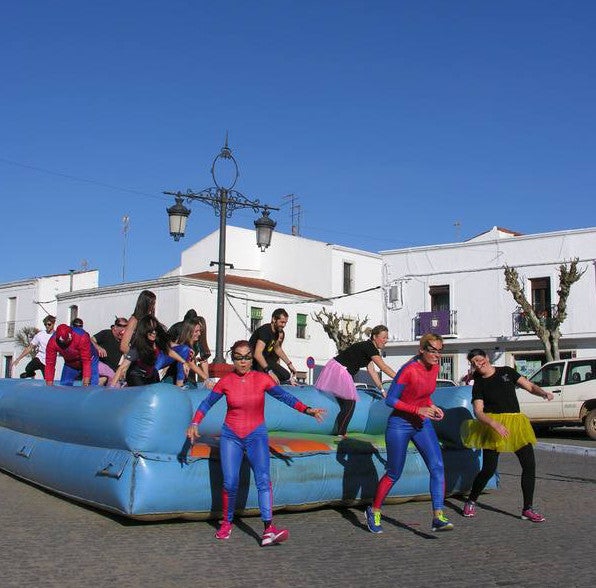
[44,339,58,384]
[79,333,92,381]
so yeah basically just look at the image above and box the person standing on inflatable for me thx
[315,325,396,438]
[365,333,454,534]
[186,340,326,546]
[44,324,99,386]
[249,308,297,385]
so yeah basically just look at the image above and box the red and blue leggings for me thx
[219,423,273,523]
[373,416,445,511]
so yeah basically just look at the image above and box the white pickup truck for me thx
[516,357,596,439]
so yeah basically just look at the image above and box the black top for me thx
[249,324,280,371]
[335,339,380,377]
[93,329,123,371]
[471,366,523,413]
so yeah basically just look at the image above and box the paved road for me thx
[1,447,593,588]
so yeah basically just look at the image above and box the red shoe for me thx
[261,525,289,546]
[521,508,545,523]
[215,520,233,539]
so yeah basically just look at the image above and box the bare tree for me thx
[311,308,369,353]
[15,326,40,358]
[504,258,586,361]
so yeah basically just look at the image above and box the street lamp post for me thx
[165,139,278,367]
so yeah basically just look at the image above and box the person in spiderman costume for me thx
[186,340,326,546]
[44,324,99,386]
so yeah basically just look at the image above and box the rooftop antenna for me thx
[454,220,461,241]
[282,194,301,236]
[122,215,130,282]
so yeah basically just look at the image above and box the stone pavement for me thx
[0,448,593,588]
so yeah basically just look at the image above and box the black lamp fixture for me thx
[164,137,279,364]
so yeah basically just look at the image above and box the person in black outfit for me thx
[315,325,396,437]
[249,308,297,385]
[461,348,553,522]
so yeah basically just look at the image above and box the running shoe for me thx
[521,507,545,523]
[365,506,383,534]
[462,500,477,518]
[215,520,233,540]
[431,510,454,531]
[261,525,289,546]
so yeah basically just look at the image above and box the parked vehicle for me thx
[517,357,596,440]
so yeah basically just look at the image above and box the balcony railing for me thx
[413,310,457,338]
[512,305,558,336]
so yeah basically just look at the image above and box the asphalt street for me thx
[1,435,593,588]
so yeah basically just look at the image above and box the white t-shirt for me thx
[30,330,53,364]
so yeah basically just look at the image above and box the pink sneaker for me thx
[521,508,545,523]
[215,520,233,539]
[462,500,476,517]
[261,524,289,546]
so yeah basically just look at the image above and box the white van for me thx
[517,357,596,439]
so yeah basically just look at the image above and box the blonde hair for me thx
[419,333,443,349]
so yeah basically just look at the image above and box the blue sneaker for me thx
[431,510,454,532]
[365,506,383,533]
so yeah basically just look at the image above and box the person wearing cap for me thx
[44,324,99,386]
[12,315,56,379]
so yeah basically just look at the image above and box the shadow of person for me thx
[335,438,387,503]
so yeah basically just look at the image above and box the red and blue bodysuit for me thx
[191,370,308,523]
[372,357,445,511]
[45,328,99,386]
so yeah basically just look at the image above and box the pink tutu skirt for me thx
[315,358,358,401]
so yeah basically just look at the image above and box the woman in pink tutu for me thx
[315,325,396,438]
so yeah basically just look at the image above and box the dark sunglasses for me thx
[232,354,253,361]
[44,322,54,327]
[115,323,128,328]
[147,329,157,335]
[424,344,443,355]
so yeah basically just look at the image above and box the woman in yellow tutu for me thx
[460,349,553,522]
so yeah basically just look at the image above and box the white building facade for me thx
[0,271,99,378]
[381,226,596,382]
[0,227,384,380]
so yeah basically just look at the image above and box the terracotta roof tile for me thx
[185,271,322,299]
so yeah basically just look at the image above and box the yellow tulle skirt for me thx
[460,413,536,453]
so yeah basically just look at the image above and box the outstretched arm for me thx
[517,376,554,401]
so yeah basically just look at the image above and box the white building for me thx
[1,227,384,380]
[381,226,596,382]
[0,271,99,378]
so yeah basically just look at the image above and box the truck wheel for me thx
[585,409,596,440]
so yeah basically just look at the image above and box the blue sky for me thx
[2,1,595,286]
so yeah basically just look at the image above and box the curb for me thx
[535,442,596,457]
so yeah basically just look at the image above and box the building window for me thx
[296,313,307,339]
[439,355,454,381]
[343,262,353,294]
[429,285,449,312]
[250,307,263,332]
[4,355,13,378]
[6,296,16,338]
[530,277,551,318]
[69,305,79,325]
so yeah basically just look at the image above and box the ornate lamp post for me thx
[165,139,278,366]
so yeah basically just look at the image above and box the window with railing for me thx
[6,296,16,338]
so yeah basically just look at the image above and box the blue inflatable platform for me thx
[0,379,494,520]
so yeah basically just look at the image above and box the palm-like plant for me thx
[15,326,40,358]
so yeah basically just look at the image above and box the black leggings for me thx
[332,398,356,436]
[469,443,536,509]
[20,357,45,378]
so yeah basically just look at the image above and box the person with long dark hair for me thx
[460,348,553,522]
[111,316,204,387]
[120,290,156,354]
[315,325,396,438]
[186,340,326,546]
